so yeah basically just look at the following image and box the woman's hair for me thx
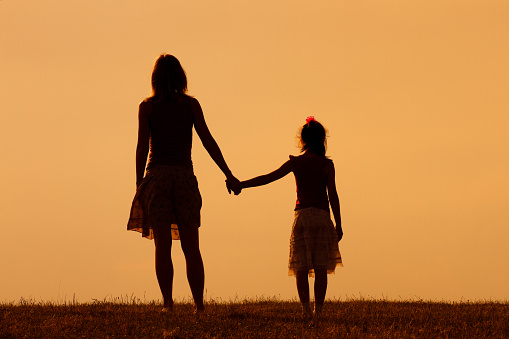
[299,117,327,157]
[150,54,188,100]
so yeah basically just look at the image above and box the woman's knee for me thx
[179,226,201,257]
[153,227,173,249]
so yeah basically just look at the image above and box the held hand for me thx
[225,176,242,195]
[230,180,242,195]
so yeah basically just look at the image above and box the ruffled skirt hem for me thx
[127,165,202,240]
[288,207,343,277]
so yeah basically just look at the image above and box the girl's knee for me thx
[296,270,309,278]
[314,269,327,276]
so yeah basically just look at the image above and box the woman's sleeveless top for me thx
[289,154,332,212]
[146,96,194,170]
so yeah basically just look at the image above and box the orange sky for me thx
[1,0,508,303]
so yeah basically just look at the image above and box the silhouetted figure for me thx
[128,54,238,312]
[228,117,343,317]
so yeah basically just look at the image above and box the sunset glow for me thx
[1,0,508,303]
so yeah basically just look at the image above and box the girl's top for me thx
[289,154,332,212]
[146,96,194,170]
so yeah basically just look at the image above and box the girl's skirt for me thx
[288,207,343,277]
[127,165,202,240]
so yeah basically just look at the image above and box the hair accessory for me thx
[306,116,316,124]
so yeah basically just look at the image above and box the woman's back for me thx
[129,54,239,312]
[146,95,194,169]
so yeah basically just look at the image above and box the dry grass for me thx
[1,297,508,338]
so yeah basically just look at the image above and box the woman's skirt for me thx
[127,165,202,239]
[288,207,343,277]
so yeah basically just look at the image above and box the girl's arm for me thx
[136,101,150,187]
[238,160,292,190]
[191,98,237,183]
[326,161,343,241]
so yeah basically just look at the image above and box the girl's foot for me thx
[302,302,313,318]
[161,307,173,313]
[314,303,323,316]
[193,305,205,320]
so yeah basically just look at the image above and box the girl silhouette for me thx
[127,54,238,312]
[229,117,343,317]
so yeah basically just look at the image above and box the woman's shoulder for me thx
[142,95,157,104]
[139,99,153,116]
[143,93,195,103]
[187,95,199,105]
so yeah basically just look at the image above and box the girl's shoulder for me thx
[289,154,332,170]
[290,153,332,162]
[288,154,304,164]
[289,153,309,160]
[288,155,298,172]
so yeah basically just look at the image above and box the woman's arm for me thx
[136,101,150,187]
[326,161,343,241]
[191,98,237,182]
[238,160,292,190]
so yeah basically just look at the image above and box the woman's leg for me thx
[153,227,174,309]
[179,225,205,311]
[314,269,328,313]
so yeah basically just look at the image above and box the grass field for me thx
[1,297,508,338]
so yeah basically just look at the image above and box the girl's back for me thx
[290,153,332,212]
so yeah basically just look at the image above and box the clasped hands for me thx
[225,176,242,195]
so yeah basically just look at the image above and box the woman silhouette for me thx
[127,54,238,312]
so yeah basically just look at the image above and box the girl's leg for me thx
[314,269,328,314]
[296,270,310,303]
[179,225,205,311]
[153,227,174,309]
[296,270,312,316]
